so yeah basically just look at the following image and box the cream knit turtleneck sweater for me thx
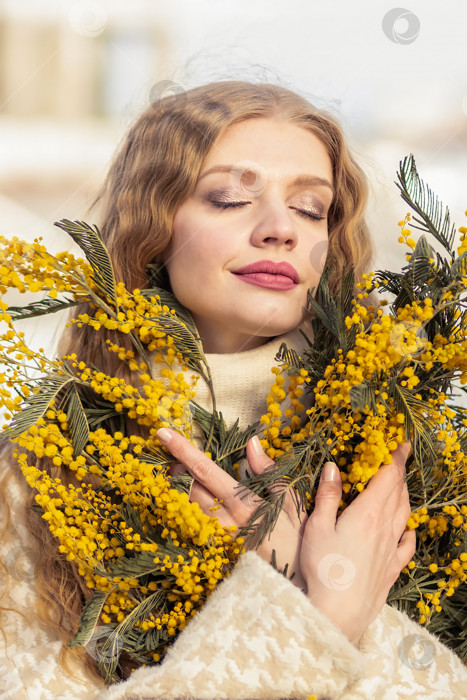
[183,326,309,449]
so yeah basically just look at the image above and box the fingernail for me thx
[321,462,339,481]
[251,435,264,455]
[157,427,173,443]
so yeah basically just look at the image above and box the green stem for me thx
[197,365,217,452]
[70,273,154,376]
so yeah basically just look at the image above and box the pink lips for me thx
[232,260,299,291]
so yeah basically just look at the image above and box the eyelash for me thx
[209,200,325,221]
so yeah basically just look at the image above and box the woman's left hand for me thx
[156,427,308,590]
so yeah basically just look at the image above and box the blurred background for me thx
[0,0,466,353]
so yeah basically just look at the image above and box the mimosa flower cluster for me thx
[255,204,467,649]
[0,233,93,298]
[0,221,243,682]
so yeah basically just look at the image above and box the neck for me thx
[194,320,274,354]
[192,327,308,433]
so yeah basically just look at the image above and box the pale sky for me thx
[1,0,466,136]
[157,0,467,136]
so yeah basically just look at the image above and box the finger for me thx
[246,436,306,523]
[308,461,342,529]
[157,427,253,516]
[391,441,411,473]
[382,442,412,509]
[189,480,235,529]
[395,528,416,569]
[169,462,187,477]
[246,437,282,496]
[391,484,412,539]
[246,436,276,476]
[396,440,411,457]
[189,479,215,509]
[361,441,411,507]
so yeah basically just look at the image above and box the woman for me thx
[1,81,466,699]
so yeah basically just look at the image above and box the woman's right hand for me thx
[300,442,416,647]
[157,428,308,590]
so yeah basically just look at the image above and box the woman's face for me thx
[163,117,334,353]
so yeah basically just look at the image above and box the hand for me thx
[300,441,416,647]
[157,427,308,589]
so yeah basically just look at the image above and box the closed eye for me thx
[209,200,247,210]
[290,207,325,222]
[210,200,325,221]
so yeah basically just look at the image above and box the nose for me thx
[250,198,298,249]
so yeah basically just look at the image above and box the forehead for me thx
[202,117,333,184]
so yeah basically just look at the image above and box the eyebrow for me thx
[197,164,334,196]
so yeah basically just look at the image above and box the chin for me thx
[245,318,301,338]
[252,303,304,332]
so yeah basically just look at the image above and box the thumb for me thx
[311,462,342,527]
[246,436,275,476]
[247,437,307,524]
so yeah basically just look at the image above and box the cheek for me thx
[166,224,200,269]
[180,227,233,267]
[167,226,226,285]
[306,238,329,282]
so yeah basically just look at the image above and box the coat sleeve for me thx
[99,551,467,700]
[345,602,467,699]
[0,467,105,700]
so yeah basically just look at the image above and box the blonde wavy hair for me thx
[0,80,374,684]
